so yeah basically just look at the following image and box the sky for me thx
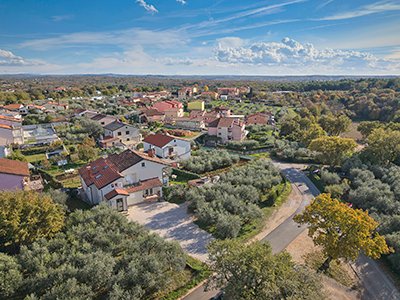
[0,0,400,75]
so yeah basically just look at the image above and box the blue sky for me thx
[0,0,399,75]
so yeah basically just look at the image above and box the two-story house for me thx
[208,117,247,144]
[143,133,191,160]
[0,158,43,191]
[101,121,142,147]
[79,150,169,211]
[90,114,118,127]
[152,100,184,118]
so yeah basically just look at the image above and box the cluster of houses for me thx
[0,84,274,212]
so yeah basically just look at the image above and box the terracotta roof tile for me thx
[143,133,175,148]
[125,177,162,193]
[104,188,129,200]
[0,158,29,176]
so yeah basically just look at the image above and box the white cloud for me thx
[216,37,245,48]
[215,37,400,72]
[176,0,186,4]
[51,15,73,22]
[319,1,400,20]
[19,28,187,50]
[136,0,158,13]
[0,49,40,66]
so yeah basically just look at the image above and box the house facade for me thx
[90,114,118,127]
[245,112,273,126]
[143,133,191,160]
[103,121,142,146]
[0,158,30,190]
[79,150,169,210]
[152,100,184,118]
[208,118,247,143]
[0,125,23,146]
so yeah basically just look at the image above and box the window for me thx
[127,138,130,141]
[117,132,121,136]
[141,162,145,167]
[126,131,130,134]
[101,122,105,125]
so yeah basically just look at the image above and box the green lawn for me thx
[26,153,46,163]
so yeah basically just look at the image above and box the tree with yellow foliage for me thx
[294,193,391,272]
[0,191,65,253]
[309,136,357,167]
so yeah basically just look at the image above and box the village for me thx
[0,84,275,208]
[1,76,400,300]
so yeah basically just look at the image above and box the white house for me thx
[102,121,142,146]
[0,124,23,146]
[143,133,191,160]
[78,150,169,211]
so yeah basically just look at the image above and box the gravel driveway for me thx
[127,201,214,262]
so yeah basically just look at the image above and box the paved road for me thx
[261,163,320,253]
[183,162,400,300]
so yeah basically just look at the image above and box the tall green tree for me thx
[364,128,400,165]
[77,137,98,162]
[0,191,65,253]
[207,240,323,300]
[309,136,357,167]
[319,114,351,136]
[294,194,391,272]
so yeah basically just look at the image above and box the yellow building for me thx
[187,100,205,111]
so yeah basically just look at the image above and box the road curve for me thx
[183,161,400,300]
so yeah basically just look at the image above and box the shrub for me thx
[181,150,239,174]
[320,170,341,185]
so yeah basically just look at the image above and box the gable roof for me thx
[125,177,162,193]
[0,158,29,176]
[3,104,23,110]
[90,114,109,121]
[143,133,175,148]
[79,150,169,189]
[104,188,129,200]
[104,121,125,131]
[78,158,122,190]
[107,150,144,172]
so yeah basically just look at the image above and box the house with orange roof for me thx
[0,124,23,146]
[44,101,69,111]
[78,149,170,210]
[208,117,247,144]
[152,100,184,118]
[0,157,43,191]
[143,133,191,160]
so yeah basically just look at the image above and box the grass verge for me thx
[162,255,211,300]
[304,251,356,288]
[238,180,292,242]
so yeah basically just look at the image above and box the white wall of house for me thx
[126,186,163,206]
[104,124,141,145]
[121,160,167,185]
[143,139,191,160]
[97,116,117,127]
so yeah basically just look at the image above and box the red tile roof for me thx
[125,177,162,193]
[0,124,13,130]
[104,188,129,200]
[0,158,29,177]
[79,150,169,189]
[143,133,175,148]
[78,158,122,190]
[3,104,23,111]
